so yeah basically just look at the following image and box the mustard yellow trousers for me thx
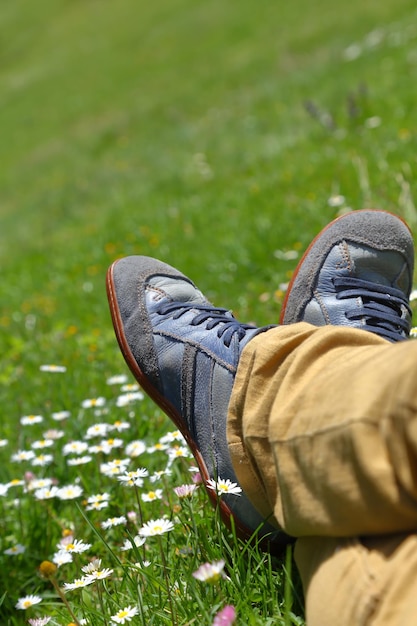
[228,323,417,626]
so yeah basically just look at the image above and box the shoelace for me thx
[334,276,412,342]
[156,302,257,347]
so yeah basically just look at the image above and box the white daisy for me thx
[4,543,26,555]
[125,440,146,457]
[34,486,59,500]
[141,489,163,502]
[85,500,109,511]
[149,469,172,483]
[42,429,65,440]
[11,450,36,462]
[110,420,131,432]
[62,441,89,455]
[31,439,54,449]
[166,445,191,461]
[327,194,345,208]
[138,518,174,537]
[63,577,93,591]
[120,535,146,551]
[87,492,111,504]
[56,484,83,500]
[159,430,186,444]
[101,516,127,529]
[7,478,25,488]
[32,453,54,467]
[131,560,151,569]
[121,383,140,392]
[67,455,92,466]
[81,397,106,409]
[206,478,242,496]
[106,374,128,385]
[81,558,103,574]
[110,605,139,623]
[51,410,71,421]
[15,595,42,609]
[146,442,168,454]
[40,364,67,373]
[116,391,144,407]
[85,423,110,439]
[57,538,91,554]
[84,567,113,582]
[409,290,417,302]
[88,444,106,454]
[52,550,73,566]
[98,438,124,454]
[100,459,130,476]
[117,468,148,487]
[20,415,43,426]
[27,477,53,491]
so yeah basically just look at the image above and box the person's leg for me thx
[227,209,417,625]
[224,210,417,625]
[295,533,417,626]
[228,324,417,626]
[227,209,416,537]
[228,323,417,538]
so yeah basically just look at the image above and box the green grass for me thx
[1,0,417,623]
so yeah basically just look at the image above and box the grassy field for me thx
[1,0,417,623]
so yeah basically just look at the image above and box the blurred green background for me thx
[1,0,417,418]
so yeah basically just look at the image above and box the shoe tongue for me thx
[349,243,410,292]
[150,274,208,304]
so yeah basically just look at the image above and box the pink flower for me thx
[192,560,226,583]
[173,484,198,498]
[213,605,236,625]
[191,471,203,484]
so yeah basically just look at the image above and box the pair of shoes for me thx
[106,210,413,554]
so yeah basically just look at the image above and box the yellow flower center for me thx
[207,573,221,584]
[39,560,57,577]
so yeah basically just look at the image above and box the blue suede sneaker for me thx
[106,256,288,554]
[280,210,414,341]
